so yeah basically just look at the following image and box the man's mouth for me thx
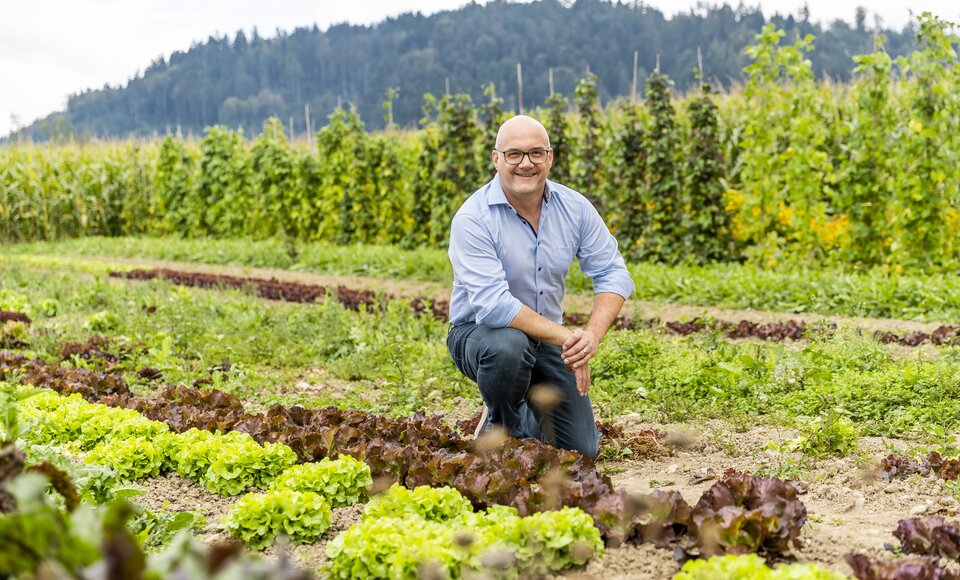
[515,171,537,178]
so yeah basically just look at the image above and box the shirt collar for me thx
[487,174,559,206]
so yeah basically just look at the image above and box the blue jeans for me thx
[446,322,599,459]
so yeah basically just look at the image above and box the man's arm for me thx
[507,304,572,346]
[509,305,595,396]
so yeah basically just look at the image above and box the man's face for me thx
[492,125,552,200]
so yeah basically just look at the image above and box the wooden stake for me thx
[304,103,311,145]
[697,46,704,90]
[517,62,524,114]
[632,50,639,102]
[549,67,555,96]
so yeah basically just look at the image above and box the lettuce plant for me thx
[844,553,959,580]
[271,455,372,507]
[223,489,332,550]
[691,472,807,557]
[363,483,473,522]
[675,554,851,579]
[894,516,960,559]
[85,437,165,481]
[163,428,297,496]
[326,484,603,578]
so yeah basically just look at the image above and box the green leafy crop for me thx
[362,483,472,523]
[223,489,333,550]
[17,390,168,451]
[162,428,297,496]
[271,455,372,507]
[85,437,165,481]
[674,554,851,579]
[326,484,603,578]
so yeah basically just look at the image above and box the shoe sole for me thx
[473,404,488,439]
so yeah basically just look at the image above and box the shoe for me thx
[473,404,489,439]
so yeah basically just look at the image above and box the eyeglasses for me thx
[494,148,551,165]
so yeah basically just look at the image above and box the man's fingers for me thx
[562,330,583,350]
[575,364,591,396]
[563,337,590,360]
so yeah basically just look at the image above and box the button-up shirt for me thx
[448,174,635,327]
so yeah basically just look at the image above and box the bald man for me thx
[446,115,635,459]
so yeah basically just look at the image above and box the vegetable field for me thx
[4,14,960,580]
[2,243,960,579]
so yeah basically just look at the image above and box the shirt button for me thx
[538,267,542,271]
[539,291,543,295]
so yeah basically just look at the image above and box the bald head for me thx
[491,115,554,201]
[494,115,551,150]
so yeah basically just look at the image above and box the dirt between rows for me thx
[134,418,942,579]
[55,254,959,336]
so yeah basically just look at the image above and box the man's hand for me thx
[562,328,598,370]
[574,362,591,396]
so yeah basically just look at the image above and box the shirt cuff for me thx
[594,272,636,300]
[478,295,524,328]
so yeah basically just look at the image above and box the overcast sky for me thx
[2,0,958,137]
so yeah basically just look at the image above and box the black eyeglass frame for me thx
[493,147,552,165]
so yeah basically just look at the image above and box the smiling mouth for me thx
[515,172,537,178]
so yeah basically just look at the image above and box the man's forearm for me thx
[508,305,571,346]
[583,292,626,341]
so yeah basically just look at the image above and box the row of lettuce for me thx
[2,380,864,579]
[7,373,960,577]
[8,385,608,578]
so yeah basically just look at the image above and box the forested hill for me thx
[19,0,914,140]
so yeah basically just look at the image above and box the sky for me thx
[2,0,958,138]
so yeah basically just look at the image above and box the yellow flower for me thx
[908,119,923,134]
[724,189,744,213]
[776,206,794,226]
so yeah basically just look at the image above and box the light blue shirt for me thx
[448,175,635,327]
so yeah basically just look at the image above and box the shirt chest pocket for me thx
[548,245,578,275]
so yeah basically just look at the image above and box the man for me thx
[446,115,635,460]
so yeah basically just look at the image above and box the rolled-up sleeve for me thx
[577,203,636,299]
[449,214,524,327]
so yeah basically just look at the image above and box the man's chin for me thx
[510,180,544,196]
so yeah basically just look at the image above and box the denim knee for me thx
[478,327,531,366]
[576,434,599,461]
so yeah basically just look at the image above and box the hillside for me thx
[18,0,914,140]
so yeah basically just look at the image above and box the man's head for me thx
[492,115,553,201]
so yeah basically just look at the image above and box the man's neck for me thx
[503,185,547,215]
